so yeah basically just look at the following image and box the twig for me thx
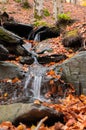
[35,116,48,130]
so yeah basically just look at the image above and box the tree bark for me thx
[53,0,63,21]
[34,0,44,18]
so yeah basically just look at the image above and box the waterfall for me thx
[24,61,47,101]
[31,76,42,99]
[34,33,40,42]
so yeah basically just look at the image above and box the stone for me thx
[28,26,48,40]
[0,103,63,126]
[29,26,60,42]
[0,44,9,60]
[0,27,23,46]
[62,29,82,47]
[0,61,25,79]
[3,22,33,39]
[55,51,86,95]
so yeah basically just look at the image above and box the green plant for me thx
[58,13,71,21]
[15,0,21,3]
[33,20,47,27]
[22,1,31,9]
[66,29,78,37]
[43,9,50,17]
[34,11,42,20]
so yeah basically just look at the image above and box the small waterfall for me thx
[34,33,40,42]
[31,76,42,99]
[24,60,47,101]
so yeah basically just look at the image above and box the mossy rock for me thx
[62,29,83,47]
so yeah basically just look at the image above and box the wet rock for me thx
[0,27,31,56]
[0,103,64,126]
[0,27,23,46]
[29,26,60,42]
[55,51,86,95]
[20,56,34,65]
[0,61,25,79]
[62,29,83,47]
[34,40,52,54]
[38,54,67,64]
[0,44,9,60]
[35,26,60,42]
[3,22,33,39]
[28,26,48,40]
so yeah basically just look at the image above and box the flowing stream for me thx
[24,62,47,101]
[23,42,47,101]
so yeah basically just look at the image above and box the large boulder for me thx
[55,51,86,95]
[0,103,63,126]
[3,22,33,39]
[29,26,60,42]
[0,61,25,79]
[62,29,83,48]
[0,27,23,46]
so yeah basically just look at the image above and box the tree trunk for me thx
[34,0,44,19]
[53,0,63,21]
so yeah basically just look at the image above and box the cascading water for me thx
[24,62,47,101]
[23,40,47,101]
[34,33,40,42]
[31,75,42,99]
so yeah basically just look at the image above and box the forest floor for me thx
[0,0,86,24]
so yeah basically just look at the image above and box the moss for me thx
[22,1,31,9]
[62,29,82,47]
[58,13,71,21]
[43,9,50,17]
[34,10,42,20]
[57,13,73,25]
[33,20,48,27]
[0,28,18,43]
[66,29,78,37]
[15,0,21,3]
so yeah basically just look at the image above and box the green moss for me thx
[34,11,42,20]
[43,9,50,17]
[22,1,31,9]
[0,28,18,43]
[58,13,71,21]
[66,29,78,37]
[14,0,21,3]
[33,20,48,27]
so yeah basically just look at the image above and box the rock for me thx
[62,29,83,47]
[28,26,48,40]
[0,27,31,56]
[38,54,67,64]
[34,40,52,54]
[55,51,86,95]
[0,27,23,46]
[0,61,25,79]
[29,26,60,42]
[0,103,63,126]
[0,44,9,60]
[3,22,33,39]
[20,56,34,65]
[35,26,60,42]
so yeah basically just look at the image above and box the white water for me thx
[31,76,42,99]
[24,58,47,100]
[34,33,40,42]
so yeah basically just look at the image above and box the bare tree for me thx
[53,0,63,21]
[34,0,44,18]
[0,0,8,3]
